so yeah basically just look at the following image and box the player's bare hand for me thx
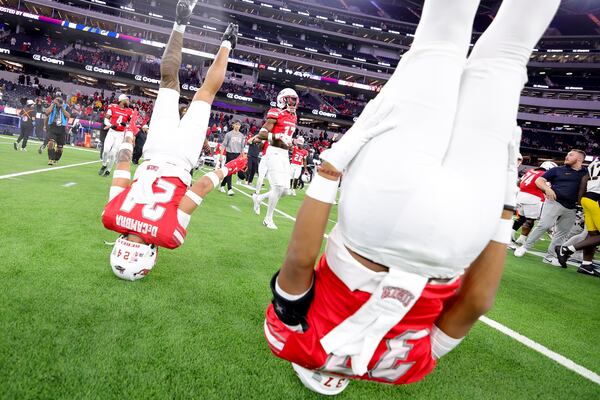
[545,188,557,201]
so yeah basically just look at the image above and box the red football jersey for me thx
[291,146,308,165]
[267,108,297,142]
[519,169,546,201]
[102,177,188,249]
[215,143,226,155]
[264,255,460,385]
[107,104,134,132]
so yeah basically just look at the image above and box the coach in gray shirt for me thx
[219,120,245,195]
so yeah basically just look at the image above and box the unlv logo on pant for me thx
[381,287,414,307]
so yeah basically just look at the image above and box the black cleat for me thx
[222,23,239,50]
[554,245,572,269]
[577,263,595,276]
[175,0,197,26]
[13,142,18,151]
[98,166,107,176]
[103,169,111,177]
[38,145,43,154]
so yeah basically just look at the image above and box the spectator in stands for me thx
[219,120,246,196]
[515,149,588,265]
[14,99,36,151]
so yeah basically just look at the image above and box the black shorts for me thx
[47,125,66,146]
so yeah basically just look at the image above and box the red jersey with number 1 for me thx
[102,176,188,249]
[519,169,546,201]
[107,104,134,132]
[291,146,308,165]
[267,108,297,140]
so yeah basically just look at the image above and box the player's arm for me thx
[535,177,556,201]
[255,119,277,141]
[431,209,512,359]
[44,103,54,116]
[62,105,71,119]
[108,132,134,201]
[202,138,212,156]
[104,107,113,129]
[179,168,228,215]
[578,174,589,204]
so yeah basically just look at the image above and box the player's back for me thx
[102,172,189,249]
[519,169,545,200]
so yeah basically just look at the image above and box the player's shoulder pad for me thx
[267,108,281,119]
[270,271,314,332]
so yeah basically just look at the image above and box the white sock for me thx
[568,245,577,253]
[173,23,186,34]
[431,325,464,359]
[582,260,592,266]
[469,0,561,67]
[412,0,480,55]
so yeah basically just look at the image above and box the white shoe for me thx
[263,219,278,230]
[514,246,527,257]
[543,256,561,267]
[219,186,226,193]
[291,189,297,196]
[291,363,349,396]
[227,189,235,196]
[252,194,261,215]
[21,147,27,152]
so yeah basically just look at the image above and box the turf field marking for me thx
[62,182,78,187]
[231,205,242,212]
[218,172,600,385]
[0,160,100,180]
[0,136,99,154]
[480,316,600,385]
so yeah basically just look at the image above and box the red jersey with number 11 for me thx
[102,176,188,249]
[519,169,546,201]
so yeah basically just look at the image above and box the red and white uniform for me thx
[516,169,546,219]
[265,108,298,187]
[290,146,307,179]
[265,227,460,385]
[106,104,134,132]
[258,141,270,180]
[214,143,226,168]
[102,163,192,249]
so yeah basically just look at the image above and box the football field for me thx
[1,136,599,399]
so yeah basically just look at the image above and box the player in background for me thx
[250,88,299,229]
[289,137,308,196]
[263,0,559,394]
[253,139,270,194]
[99,94,133,177]
[512,161,557,245]
[102,1,244,280]
[214,141,226,170]
[556,160,600,276]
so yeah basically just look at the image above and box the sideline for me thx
[0,135,100,154]
[0,160,100,180]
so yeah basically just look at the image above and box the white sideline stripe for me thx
[480,316,600,385]
[0,160,100,180]
[62,182,77,187]
[0,136,99,153]
[231,205,242,212]
[216,170,600,385]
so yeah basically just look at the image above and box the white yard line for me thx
[0,160,100,180]
[222,174,600,386]
[0,136,99,153]
[231,205,241,212]
[62,182,78,187]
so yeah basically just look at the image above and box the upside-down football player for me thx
[101,0,246,281]
[263,0,560,395]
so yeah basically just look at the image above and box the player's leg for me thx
[255,157,267,194]
[512,214,527,240]
[101,129,117,173]
[557,197,600,269]
[54,130,65,162]
[46,127,57,164]
[106,132,123,173]
[175,24,237,171]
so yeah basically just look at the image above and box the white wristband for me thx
[113,170,131,180]
[491,218,513,245]
[221,40,232,50]
[267,132,273,143]
[205,172,221,188]
[119,142,133,152]
[124,131,134,141]
[431,325,464,360]
[185,190,203,206]
[306,174,339,204]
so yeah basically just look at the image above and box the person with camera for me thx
[44,93,71,165]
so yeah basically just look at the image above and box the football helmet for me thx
[110,235,157,281]
[589,160,600,180]
[539,161,558,171]
[277,88,299,112]
[294,136,305,146]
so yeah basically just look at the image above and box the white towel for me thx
[320,267,428,377]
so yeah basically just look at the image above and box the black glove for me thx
[222,23,239,50]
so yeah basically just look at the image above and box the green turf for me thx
[0,137,599,399]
